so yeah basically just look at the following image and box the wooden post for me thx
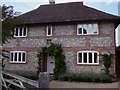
[39,72,50,88]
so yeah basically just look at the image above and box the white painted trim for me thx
[77,51,99,65]
[77,23,99,35]
[10,51,26,63]
[47,26,52,36]
[13,27,27,37]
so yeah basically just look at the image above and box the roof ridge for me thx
[15,2,120,25]
[39,1,83,7]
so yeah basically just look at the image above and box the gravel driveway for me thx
[50,80,119,88]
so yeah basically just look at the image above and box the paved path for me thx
[50,81,119,88]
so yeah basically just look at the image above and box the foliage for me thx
[36,53,42,76]
[58,73,112,83]
[37,43,66,79]
[1,4,16,70]
[1,4,15,44]
[102,53,112,74]
[20,73,38,80]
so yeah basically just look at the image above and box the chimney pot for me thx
[49,0,55,5]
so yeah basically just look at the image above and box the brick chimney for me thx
[49,0,55,5]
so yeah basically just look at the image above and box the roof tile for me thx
[15,2,120,25]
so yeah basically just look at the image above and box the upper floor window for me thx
[77,24,98,35]
[77,51,99,64]
[47,26,52,36]
[10,51,26,63]
[14,27,27,37]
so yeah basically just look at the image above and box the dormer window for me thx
[77,24,98,35]
[14,27,27,37]
[47,26,52,36]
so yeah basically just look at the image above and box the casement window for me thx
[77,24,98,35]
[77,51,99,64]
[10,51,26,63]
[47,26,52,36]
[14,27,27,37]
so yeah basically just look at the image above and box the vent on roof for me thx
[49,0,55,5]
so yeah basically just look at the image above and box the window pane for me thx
[18,53,21,61]
[78,53,82,63]
[89,53,92,63]
[94,53,97,63]
[93,24,98,34]
[20,28,22,36]
[14,53,17,61]
[22,53,26,62]
[83,29,87,34]
[23,28,26,36]
[78,28,82,34]
[83,53,87,63]
[48,26,51,35]
[11,53,13,61]
[16,28,18,36]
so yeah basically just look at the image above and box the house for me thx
[3,0,120,78]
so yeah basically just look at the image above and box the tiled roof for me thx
[15,2,120,25]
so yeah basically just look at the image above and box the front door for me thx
[47,54,55,74]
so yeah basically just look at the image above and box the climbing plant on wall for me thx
[102,53,113,75]
[37,43,66,79]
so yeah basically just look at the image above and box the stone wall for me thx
[55,25,74,35]
[64,52,104,74]
[3,23,116,76]
[29,27,45,36]
[4,52,38,75]
[3,39,17,48]
[101,23,112,34]
[52,38,85,47]
[20,39,46,47]
[90,37,112,46]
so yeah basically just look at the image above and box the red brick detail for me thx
[3,23,116,77]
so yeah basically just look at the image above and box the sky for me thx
[0,0,119,15]
[0,0,120,46]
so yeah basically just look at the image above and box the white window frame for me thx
[77,51,99,65]
[77,23,98,35]
[14,27,27,37]
[10,51,26,63]
[47,26,52,36]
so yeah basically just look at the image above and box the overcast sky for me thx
[1,0,120,46]
[1,0,119,15]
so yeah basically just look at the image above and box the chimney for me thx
[49,0,55,5]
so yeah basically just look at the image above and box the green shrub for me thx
[99,74,112,83]
[19,73,38,80]
[58,73,112,83]
[102,53,112,74]
[21,74,38,80]
[37,43,66,80]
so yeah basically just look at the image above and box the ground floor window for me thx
[77,51,99,64]
[10,51,26,63]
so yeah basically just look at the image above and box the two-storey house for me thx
[3,1,120,78]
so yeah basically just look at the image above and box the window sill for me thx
[13,36,27,38]
[9,62,26,64]
[77,63,99,66]
[77,34,98,36]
